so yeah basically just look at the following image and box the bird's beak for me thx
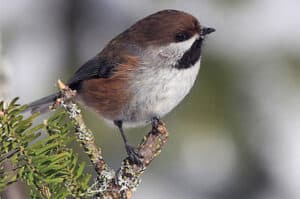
[202,27,216,36]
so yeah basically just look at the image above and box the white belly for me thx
[121,59,201,127]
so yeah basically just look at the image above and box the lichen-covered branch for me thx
[54,80,113,178]
[54,80,169,199]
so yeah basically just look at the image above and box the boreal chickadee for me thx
[28,9,215,165]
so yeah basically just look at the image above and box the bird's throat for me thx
[174,38,203,69]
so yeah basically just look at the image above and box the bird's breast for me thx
[122,58,201,126]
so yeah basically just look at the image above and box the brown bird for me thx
[27,9,215,164]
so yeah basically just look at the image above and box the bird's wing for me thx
[67,56,116,89]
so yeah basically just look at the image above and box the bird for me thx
[27,9,215,165]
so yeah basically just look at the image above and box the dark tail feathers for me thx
[26,93,59,114]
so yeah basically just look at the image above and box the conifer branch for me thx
[0,99,91,198]
[54,80,169,199]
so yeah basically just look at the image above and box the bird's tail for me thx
[25,93,59,114]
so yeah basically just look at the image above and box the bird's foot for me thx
[125,144,143,166]
[151,116,160,129]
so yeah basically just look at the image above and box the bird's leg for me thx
[114,120,143,165]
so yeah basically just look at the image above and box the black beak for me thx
[202,27,216,36]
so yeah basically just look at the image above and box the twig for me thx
[54,80,169,199]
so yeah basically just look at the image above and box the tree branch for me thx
[54,80,169,199]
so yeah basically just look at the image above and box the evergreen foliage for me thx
[0,98,91,198]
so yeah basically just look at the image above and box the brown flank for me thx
[79,55,138,120]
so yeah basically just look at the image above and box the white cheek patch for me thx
[169,34,199,52]
[158,34,200,61]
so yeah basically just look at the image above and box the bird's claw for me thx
[151,116,160,129]
[125,144,143,166]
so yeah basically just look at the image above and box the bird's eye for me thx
[175,32,191,42]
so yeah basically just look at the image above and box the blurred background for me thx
[1,0,300,198]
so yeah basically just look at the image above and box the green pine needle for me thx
[0,98,91,198]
